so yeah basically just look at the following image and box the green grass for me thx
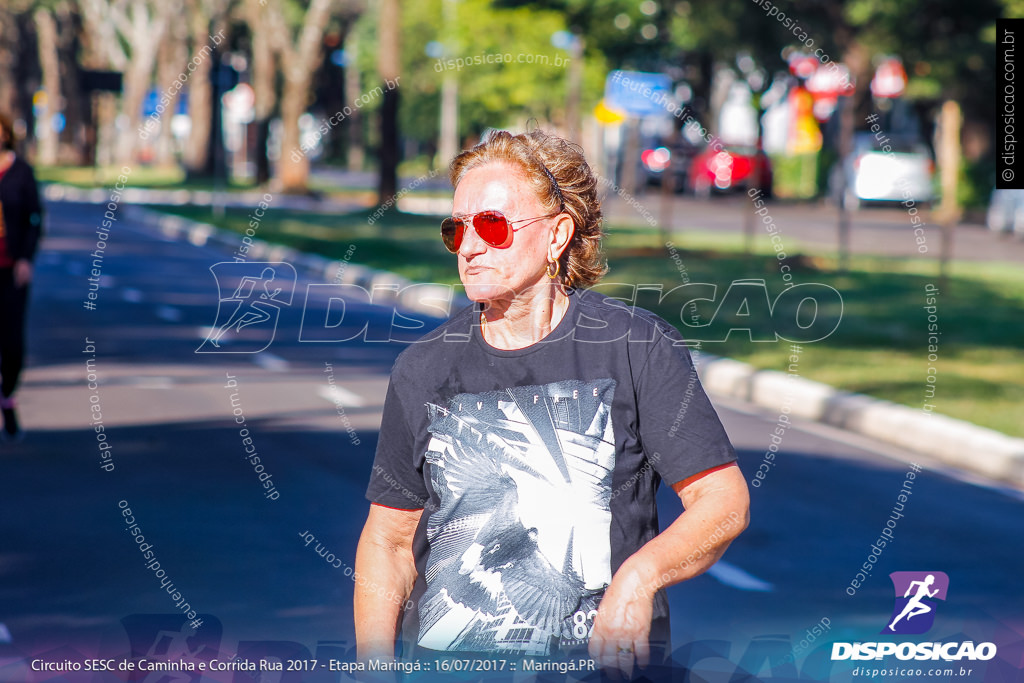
[158,204,1024,438]
[602,229,1024,437]
[36,165,259,191]
[37,165,414,205]
[162,204,458,284]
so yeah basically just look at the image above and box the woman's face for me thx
[452,161,564,305]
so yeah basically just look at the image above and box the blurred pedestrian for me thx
[0,113,43,440]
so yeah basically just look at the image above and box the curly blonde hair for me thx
[449,129,607,289]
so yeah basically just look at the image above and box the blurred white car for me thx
[986,189,1024,235]
[830,133,935,209]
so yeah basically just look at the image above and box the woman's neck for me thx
[480,286,569,350]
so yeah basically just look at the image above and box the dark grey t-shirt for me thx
[366,288,736,658]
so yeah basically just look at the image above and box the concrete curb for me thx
[41,181,361,214]
[47,189,1024,488]
[695,356,1024,488]
[119,204,471,320]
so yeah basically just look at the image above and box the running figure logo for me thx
[198,262,296,353]
[883,571,950,635]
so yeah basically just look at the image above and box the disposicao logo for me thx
[884,571,949,635]
[831,571,997,662]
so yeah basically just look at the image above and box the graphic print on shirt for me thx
[418,379,617,656]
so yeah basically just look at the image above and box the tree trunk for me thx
[206,51,228,179]
[436,0,457,168]
[118,63,152,164]
[835,41,871,273]
[154,20,189,166]
[248,0,276,185]
[56,2,87,165]
[377,0,400,205]
[250,0,346,190]
[278,74,311,193]
[344,30,364,171]
[96,92,119,167]
[33,8,61,166]
[183,20,216,175]
[254,119,271,184]
[0,7,18,118]
[108,3,172,166]
[11,11,38,146]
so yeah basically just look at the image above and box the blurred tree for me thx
[182,0,232,178]
[152,10,189,166]
[309,28,346,164]
[243,0,276,185]
[51,2,87,164]
[31,0,88,165]
[377,0,399,203]
[352,0,604,168]
[33,4,61,164]
[0,3,39,137]
[497,0,1004,147]
[343,29,364,170]
[495,0,670,68]
[0,6,19,119]
[256,0,357,194]
[79,0,182,164]
[439,0,584,140]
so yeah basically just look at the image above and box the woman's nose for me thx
[458,221,488,258]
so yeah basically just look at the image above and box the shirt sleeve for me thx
[365,362,429,510]
[633,318,737,486]
[25,163,43,261]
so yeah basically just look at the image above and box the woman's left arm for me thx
[589,462,750,676]
[14,162,43,288]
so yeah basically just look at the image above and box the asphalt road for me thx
[311,167,1024,263]
[0,201,1021,683]
[603,191,1024,264]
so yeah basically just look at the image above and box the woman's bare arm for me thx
[354,504,422,659]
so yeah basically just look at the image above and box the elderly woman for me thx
[355,130,748,676]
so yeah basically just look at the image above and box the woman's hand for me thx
[588,561,654,679]
[587,465,749,678]
[13,259,32,288]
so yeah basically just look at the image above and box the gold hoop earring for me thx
[546,259,560,279]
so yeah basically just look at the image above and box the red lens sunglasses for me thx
[440,210,561,253]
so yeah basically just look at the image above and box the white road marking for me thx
[156,305,182,322]
[317,385,365,408]
[706,561,774,592]
[253,353,289,372]
[126,377,174,389]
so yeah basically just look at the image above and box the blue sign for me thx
[604,70,673,117]
[142,88,189,117]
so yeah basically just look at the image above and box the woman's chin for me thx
[460,281,516,304]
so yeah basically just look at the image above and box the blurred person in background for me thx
[355,129,749,679]
[0,113,43,440]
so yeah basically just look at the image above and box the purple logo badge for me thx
[882,571,949,635]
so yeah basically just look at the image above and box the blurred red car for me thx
[689,146,773,197]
